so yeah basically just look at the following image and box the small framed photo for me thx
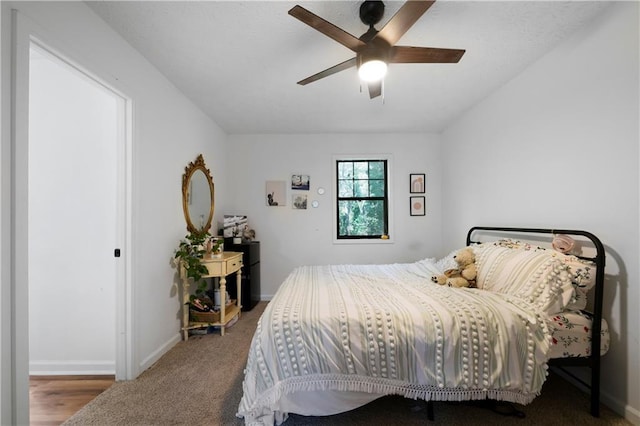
[410,173,425,194]
[223,215,248,238]
[410,196,426,216]
[266,180,286,206]
[292,194,308,210]
[291,174,310,190]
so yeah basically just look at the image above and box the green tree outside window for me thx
[336,159,388,239]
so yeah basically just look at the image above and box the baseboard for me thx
[29,360,115,375]
[552,367,639,424]
[601,391,640,425]
[624,405,640,425]
[29,333,181,378]
[138,332,181,374]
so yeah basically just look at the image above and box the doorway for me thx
[24,39,130,421]
[28,42,119,377]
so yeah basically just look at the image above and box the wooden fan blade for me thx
[368,81,382,99]
[390,46,465,63]
[377,1,436,46]
[297,57,357,85]
[289,5,366,52]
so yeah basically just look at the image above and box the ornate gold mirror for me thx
[182,154,215,234]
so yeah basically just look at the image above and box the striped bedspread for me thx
[237,260,553,425]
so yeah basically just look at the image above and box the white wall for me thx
[441,3,639,422]
[1,1,229,422]
[226,133,443,298]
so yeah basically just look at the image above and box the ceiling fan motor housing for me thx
[357,38,390,68]
[359,1,385,27]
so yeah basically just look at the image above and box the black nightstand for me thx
[224,240,260,311]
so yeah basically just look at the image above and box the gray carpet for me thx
[64,302,629,425]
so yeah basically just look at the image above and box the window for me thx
[335,158,389,240]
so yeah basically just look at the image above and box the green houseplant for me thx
[174,231,211,301]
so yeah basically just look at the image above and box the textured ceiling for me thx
[87,1,611,135]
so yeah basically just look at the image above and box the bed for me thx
[237,227,607,425]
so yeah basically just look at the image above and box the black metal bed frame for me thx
[466,226,606,417]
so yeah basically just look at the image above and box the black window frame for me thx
[335,159,389,240]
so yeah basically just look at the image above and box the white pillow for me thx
[488,239,596,310]
[434,249,460,272]
[475,244,574,315]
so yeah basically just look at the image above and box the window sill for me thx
[333,237,394,245]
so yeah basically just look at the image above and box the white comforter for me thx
[237,259,552,425]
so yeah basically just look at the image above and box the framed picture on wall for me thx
[410,173,425,194]
[223,215,248,238]
[410,196,426,216]
[291,174,310,190]
[266,180,286,206]
[292,194,308,209]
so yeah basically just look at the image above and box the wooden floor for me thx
[29,375,115,426]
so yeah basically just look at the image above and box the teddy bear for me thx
[431,247,477,288]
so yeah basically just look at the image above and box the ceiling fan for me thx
[288,0,465,99]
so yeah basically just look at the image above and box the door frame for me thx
[8,9,134,424]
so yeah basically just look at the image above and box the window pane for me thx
[369,179,385,197]
[369,161,384,179]
[338,162,353,179]
[353,162,369,179]
[338,179,353,197]
[354,180,369,197]
[338,200,385,236]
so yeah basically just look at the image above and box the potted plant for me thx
[207,237,224,258]
[174,231,211,302]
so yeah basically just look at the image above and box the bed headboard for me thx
[466,226,604,262]
[466,226,605,314]
[466,226,606,415]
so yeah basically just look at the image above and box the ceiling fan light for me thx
[358,59,387,82]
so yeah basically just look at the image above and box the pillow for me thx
[434,249,461,272]
[488,239,596,310]
[559,257,595,310]
[475,244,574,315]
